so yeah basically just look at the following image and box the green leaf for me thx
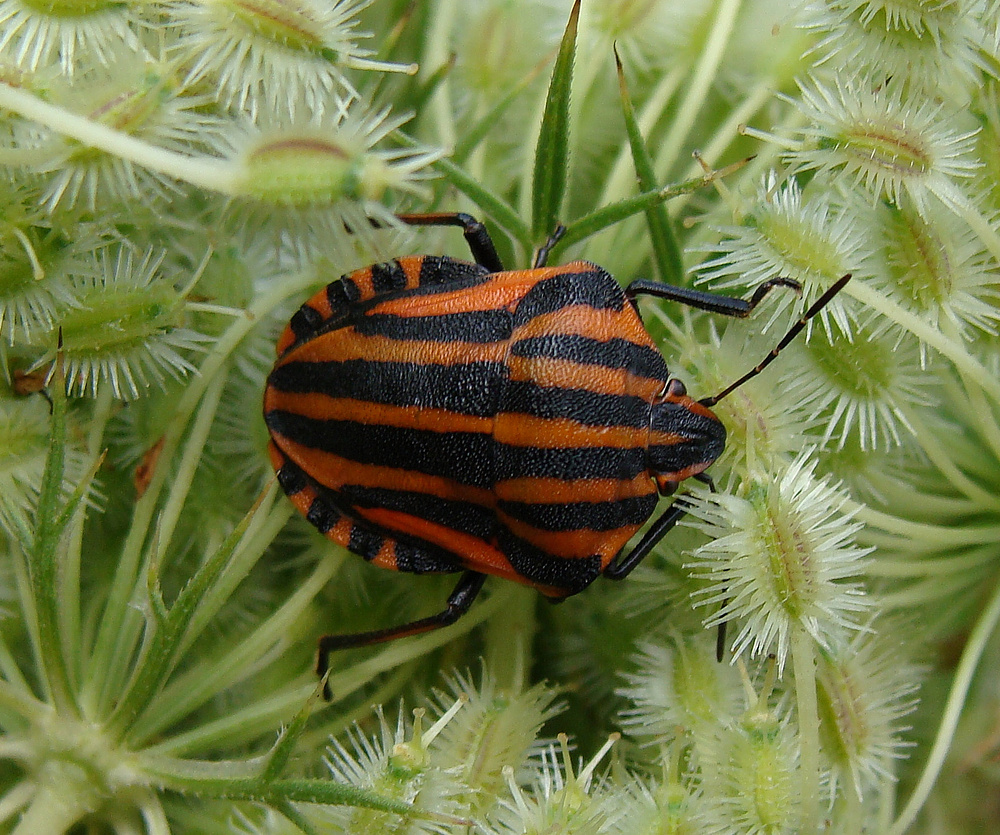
[30,338,76,715]
[616,48,685,285]
[262,684,326,783]
[408,53,456,117]
[275,800,324,835]
[531,0,580,243]
[144,753,473,826]
[430,154,528,241]
[148,763,415,815]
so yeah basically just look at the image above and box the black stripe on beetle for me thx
[512,268,626,322]
[500,381,649,427]
[497,493,658,532]
[511,333,667,379]
[267,411,496,487]
[267,359,507,416]
[497,526,603,595]
[351,308,514,343]
[345,486,497,541]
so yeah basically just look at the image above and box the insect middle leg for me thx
[602,472,714,582]
[603,473,729,660]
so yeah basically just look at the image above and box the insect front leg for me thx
[625,273,851,406]
[625,276,802,317]
[602,501,690,582]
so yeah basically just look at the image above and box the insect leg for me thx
[396,212,505,273]
[625,275,802,317]
[700,273,851,407]
[533,224,567,268]
[603,473,730,661]
[602,500,690,581]
[316,570,487,696]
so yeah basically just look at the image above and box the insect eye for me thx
[666,378,687,397]
[655,476,678,496]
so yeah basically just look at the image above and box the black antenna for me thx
[699,274,852,408]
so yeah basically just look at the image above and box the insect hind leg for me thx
[316,570,487,698]
[396,212,505,272]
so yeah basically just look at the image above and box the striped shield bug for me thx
[262,212,850,691]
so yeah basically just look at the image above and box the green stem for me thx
[30,350,75,715]
[150,371,226,566]
[867,551,995,578]
[97,374,228,721]
[0,781,34,826]
[83,268,319,717]
[134,789,170,835]
[482,585,534,693]
[424,0,459,150]
[10,771,101,835]
[0,635,34,700]
[0,83,237,194]
[60,384,115,669]
[899,404,1000,508]
[668,80,780,216]
[842,778,863,835]
[144,686,324,758]
[598,67,684,209]
[931,178,1000,264]
[879,575,979,609]
[861,524,1000,550]
[298,662,418,753]
[889,573,1000,834]
[0,678,47,721]
[129,529,330,746]
[855,505,1000,545]
[791,629,819,833]
[107,487,285,740]
[956,369,1000,469]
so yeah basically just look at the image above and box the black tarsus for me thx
[533,224,567,268]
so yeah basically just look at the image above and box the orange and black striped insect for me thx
[263,212,849,690]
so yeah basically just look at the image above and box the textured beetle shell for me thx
[264,255,704,598]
